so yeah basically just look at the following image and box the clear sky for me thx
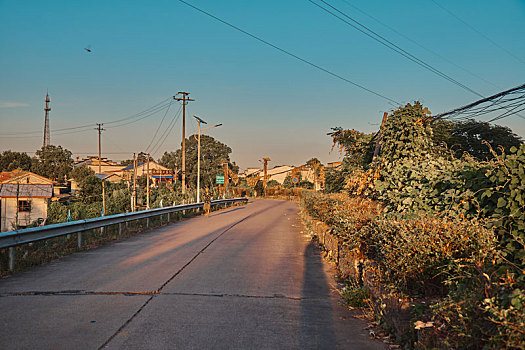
[1,0,524,170]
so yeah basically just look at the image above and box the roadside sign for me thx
[291,177,299,184]
[216,175,225,184]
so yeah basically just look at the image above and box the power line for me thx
[429,0,525,65]
[150,106,183,157]
[309,0,484,98]
[103,97,172,125]
[176,0,400,105]
[145,99,174,152]
[148,104,182,155]
[432,83,525,123]
[338,0,499,89]
[0,98,172,137]
[105,101,172,129]
[312,0,525,123]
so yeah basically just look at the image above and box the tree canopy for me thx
[31,145,73,183]
[160,135,238,190]
[70,164,102,203]
[0,150,32,172]
[432,119,523,160]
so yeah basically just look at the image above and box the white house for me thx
[0,170,54,232]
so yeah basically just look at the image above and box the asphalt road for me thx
[0,199,386,350]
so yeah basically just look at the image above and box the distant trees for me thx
[120,152,154,166]
[432,119,523,160]
[0,150,32,171]
[70,164,102,203]
[31,145,73,183]
[324,167,346,193]
[266,179,280,188]
[160,135,238,190]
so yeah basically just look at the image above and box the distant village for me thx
[0,155,342,232]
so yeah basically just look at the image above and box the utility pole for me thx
[146,153,150,209]
[132,153,137,211]
[173,92,195,195]
[263,157,271,197]
[373,112,388,160]
[15,182,20,230]
[193,115,221,202]
[224,161,229,193]
[96,123,106,216]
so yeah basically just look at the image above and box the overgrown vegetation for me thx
[304,102,524,348]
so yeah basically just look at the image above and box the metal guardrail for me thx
[0,198,248,270]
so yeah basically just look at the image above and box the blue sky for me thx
[1,0,524,169]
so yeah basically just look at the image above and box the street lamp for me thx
[193,115,222,203]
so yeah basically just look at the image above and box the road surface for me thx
[0,199,385,349]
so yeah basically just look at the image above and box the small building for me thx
[73,156,125,175]
[121,161,174,185]
[267,165,294,184]
[0,170,54,232]
[326,161,343,171]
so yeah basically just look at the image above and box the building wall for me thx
[0,197,48,232]
[86,164,125,175]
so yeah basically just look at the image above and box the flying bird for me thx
[84,45,92,53]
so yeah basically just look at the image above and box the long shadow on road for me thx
[299,240,336,349]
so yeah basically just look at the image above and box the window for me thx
[18,200,31,212]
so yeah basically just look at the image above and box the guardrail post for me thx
[77,232,82,249]
[126,210,129,229]
[8,247,15,271]
[119,223,123,235]
[167,212,170,223]
[146,217,149,228]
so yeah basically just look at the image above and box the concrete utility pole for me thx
[132,153,137,212]
[173,92,195,195]
[96,123,105,215]
[263,157,271,197]
[146,153,150,209]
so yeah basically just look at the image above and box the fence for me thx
[0,198,248,271]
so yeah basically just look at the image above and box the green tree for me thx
[31,145,73,183]
[306,157,321,168]
[71,164,102,203]
[299,180,314,189]
[0,150,32,171]
[160,135,238,190]
[432,119,523,160]
[324,167,346,193]
[379,101,433,162]
[266,179,280,188]
[120,152,154,166]
[328,127,376,170]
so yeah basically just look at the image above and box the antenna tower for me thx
[43,92,51,148]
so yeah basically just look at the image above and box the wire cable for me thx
[0,98,172,137]
[311,1,525,123]
[429,0,525,65]
[103,97,172,125]
[150,105,183,157]
[309,0,484,98]
[145,99,173,153]
[176,0,400,105]
[105,101,172,129]
[338,0,499,89]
